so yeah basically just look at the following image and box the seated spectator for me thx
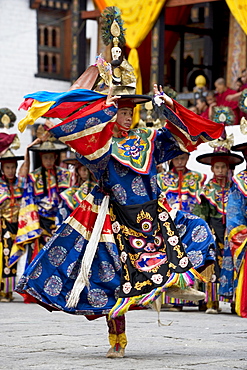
[206,91,217,120]
[214,78,240,124]
[196,97,209,119]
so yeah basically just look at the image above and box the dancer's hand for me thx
[153,84,174,109]
[106,86,120,107]
[44,118,55,130]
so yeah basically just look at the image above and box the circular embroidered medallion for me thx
[85,117,102,129]
[222,256,233,271]
[103,107,116,117]
[87,288,108,308]
[184,214,199,219]
[17,276,28,287]
[60,225,73,237]
[187,250,203,268]
[150,175,158,194]
[26,288,42,301]
[48,246,67,267]
[114,286,120,300]
[98,261,115,282]
[131,176,148,196]
[191,225,208,243]
[113,161,129,177]
[219,275,227,287]
[60,120,77,133]
[43,233,59,250]
[44,275,63,296]
[30,262,42,279]
[111,184,127,205]
[176,224,187,238]
[74,235,85,252]
[67,260,81,280]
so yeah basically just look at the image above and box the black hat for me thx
[63,152,80,165]
[196,134,243,166]
[118,94,152,107]
[28,140,67,153]
[196,151,243,166]
[231,142,247,152]
[0,149,24,162]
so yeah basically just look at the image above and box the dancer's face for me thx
[77,165,89,182]
[2,162,17,180]
[41,152,57,169]
[212,162,228,178]
[116,107,133,131]
[172,153,189,171]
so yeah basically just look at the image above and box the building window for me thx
[37,9,71,80]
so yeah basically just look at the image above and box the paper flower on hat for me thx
[0,108,16,129]
[96,54,113,87]
[211,106,235,126]
[209,133,234,151]
[240,116,247,135]
[239,88,247,113]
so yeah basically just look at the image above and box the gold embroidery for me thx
[84,138,112,161]
[150,266,160,273]
[169,262,177,269]
[173,245,184,259]
[121,225,146,238]
[136,209,153,223]
[116,234,124,251]
[109,207,116,222]
[134,280,152,290]
[164,221,174,236]
[124,264,130,281]
[129,252,141,266]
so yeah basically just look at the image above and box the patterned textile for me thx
[196,179,230,216]
[112,200,192,298]
[29,166,71,218]
[219,175,247,317]
[16,187,121,315]
[174,210,216,270]
[157,169,206,213]
[10,167,71,268]
[16,90,224,318]
[0,177,24,294]
[57,180,97,227]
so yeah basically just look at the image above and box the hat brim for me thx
[196,152,244,165]
[118,95,152,105]
[0,156,24,161]
[231,142,247,152]
[63,158,79,165]
[29,143,68,152]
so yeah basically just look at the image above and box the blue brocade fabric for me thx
[174,210,216,269]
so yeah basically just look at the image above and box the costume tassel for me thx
[109,268,206,318]
[66,195,110,308]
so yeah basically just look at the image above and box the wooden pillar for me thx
[179,31,184,91]
[70,0,87,83]
[226,13,247,89]
[203,3,213,89]
[150,6,165,89]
